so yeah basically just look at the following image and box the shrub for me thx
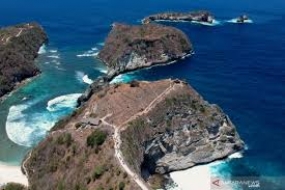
[3,183,26,190]
[118,182,125,190]
[129,80,140,87]
[57,133,73,147]
[86,130,107,148]
[92,165,105,180]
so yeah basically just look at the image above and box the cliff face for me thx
[142,11,214,24]
[0,22,47,98]
[98,23,192,77]
[120,80,244,174]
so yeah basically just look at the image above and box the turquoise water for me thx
[1,0,285,189]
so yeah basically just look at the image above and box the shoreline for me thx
[0,162,28,187]
[0,74,40,104]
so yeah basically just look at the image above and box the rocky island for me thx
[142,11,214,24]
[0,22,47,100]
[98,23,192,77]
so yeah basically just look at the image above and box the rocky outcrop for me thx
[142,11,214,24]
[236,15,250,23]
[0,22,47,99]
[98,23,192,77]
[119,79,244,174]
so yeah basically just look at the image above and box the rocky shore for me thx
[142,11,214,24]
[0,22,47,99]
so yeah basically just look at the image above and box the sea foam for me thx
[82,75,93,85]
[38,44,47,54]
[5,102,55,147]
[77,47,99,57]
[46,93,82,112]
[110,74,135,84]
[227,18,253,24]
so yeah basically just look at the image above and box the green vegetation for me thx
[56,133,73,147]
[92,165,106,180]
[86,129,107,148]
[118,182,125,190]
[2,183,26,190]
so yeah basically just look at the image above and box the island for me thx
[142,11,214,24]
[98,23,192,78]
[0,22,47,101]
[78,23,193,105]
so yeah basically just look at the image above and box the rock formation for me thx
[26,79,244,189]
[142,11,214,24]
[98,23,192,77]
[236,15,250,23]
[0,22,47,99]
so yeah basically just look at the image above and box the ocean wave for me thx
[49,50,58,53]
[76,52,98,57]
[38,44,47,54]
[75,71,93,84]
[110,74,135,84]
[82,75,93,84]
[191,19,221,26]
[47,55,60,59]
[77,47,99,57]
[227,18,253,24]
[5,102,55,147]
[94,67,108,74]
[46,93,82,112]
[97,42,105,46]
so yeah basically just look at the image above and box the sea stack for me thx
[236,15,250,23]
[0,22,47,99]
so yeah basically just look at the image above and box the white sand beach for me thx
[0,162,28,187]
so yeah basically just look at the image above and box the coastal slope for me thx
[0,22,47,99]
[98,23,192,77]
[26,79,244,189]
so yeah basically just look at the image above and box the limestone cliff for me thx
[26,79,244,189]
[0,22,47,98]
[98,23,192,77]
[142,11,214,24]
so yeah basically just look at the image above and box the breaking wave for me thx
[38,44,47,54]
[227,18,253,24]
[191,19,221,26]
[77,47,99,57]
[5,102,55,147]
[82,75,93,84]
[46,93,82,112]
[110,74,135,84]
[47,55,60,59]
[75,71,93,84]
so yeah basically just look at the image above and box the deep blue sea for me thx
[0,0,285,189]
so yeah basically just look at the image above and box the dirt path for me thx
[120,80,177,129]
[101,116,149,190]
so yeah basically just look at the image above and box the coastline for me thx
[0,162,28,187]
[0,74,40,104]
